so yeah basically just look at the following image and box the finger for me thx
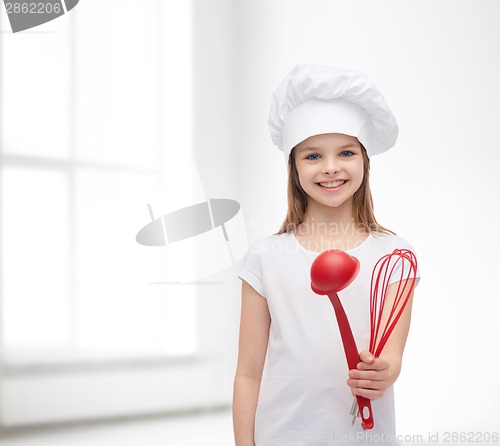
[357,357,389,371]
[352,387,385,400]
[359,350,375,364]
[347,378,388,390]
[349,369,389,381]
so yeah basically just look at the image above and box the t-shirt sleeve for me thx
[237,238,266,298]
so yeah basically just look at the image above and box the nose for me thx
[322,156,339,175]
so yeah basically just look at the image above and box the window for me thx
[0,0,199,365]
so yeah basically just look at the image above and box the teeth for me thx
[318,180,346,188]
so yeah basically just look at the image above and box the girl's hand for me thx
[346,350,391,400]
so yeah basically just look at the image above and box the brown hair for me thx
[274,143,395,235]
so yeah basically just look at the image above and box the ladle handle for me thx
[328,292,374,430]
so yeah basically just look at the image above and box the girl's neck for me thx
[300,199,360,235]
[294,200,369,252]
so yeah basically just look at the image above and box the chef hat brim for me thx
[268,64,399,162]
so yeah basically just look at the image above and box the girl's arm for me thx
[233,280,271,446]
[347,280,416,399]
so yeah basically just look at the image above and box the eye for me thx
[306,154,320,160]
[339,150,354,157]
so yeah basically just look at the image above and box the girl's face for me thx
[294,133,364,211]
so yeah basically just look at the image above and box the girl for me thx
[233,64,420,446]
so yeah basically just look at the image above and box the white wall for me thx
[233,0,500,437]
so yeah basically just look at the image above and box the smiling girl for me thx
[233,64,420,446]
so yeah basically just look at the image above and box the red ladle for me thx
[310,250,374,430]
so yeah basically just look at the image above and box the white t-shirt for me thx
[237,230,421,446]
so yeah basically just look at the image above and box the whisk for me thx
[310,248,418,430]
[350,248,418,425]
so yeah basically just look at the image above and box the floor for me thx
[0,409,234,446]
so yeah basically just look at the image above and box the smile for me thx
[316,180,348,190]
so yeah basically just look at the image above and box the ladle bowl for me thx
[310,249,360,294]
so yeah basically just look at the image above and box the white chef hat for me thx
[268,64,399,162]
